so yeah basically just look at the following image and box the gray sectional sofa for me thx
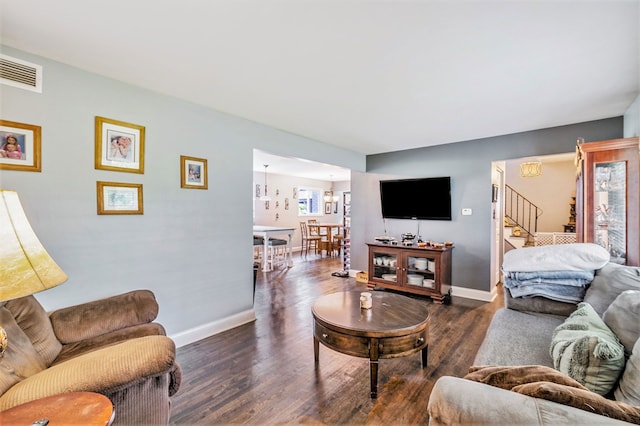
[428,259,640,425]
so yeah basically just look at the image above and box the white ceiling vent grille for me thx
[0,54,42,93]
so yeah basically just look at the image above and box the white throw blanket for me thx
[502,243,610,272]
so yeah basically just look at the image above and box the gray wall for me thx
[0,46,365,345]
[624,94,640,137]
[353,118,623,294]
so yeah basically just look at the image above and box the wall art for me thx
[0,119,41,172]
[95,116,145,173]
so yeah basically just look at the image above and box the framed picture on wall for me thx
[95,116,145,173]
[180,155,208,189]
[0,119,41,172]
[97,181,143,215]
[324,202,332,214]
[333,201,338,214]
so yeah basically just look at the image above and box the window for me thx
[298,188,322,216]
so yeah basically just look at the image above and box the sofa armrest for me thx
[428,377,630,425]
[0,335,176,410]
[49,290,159,344]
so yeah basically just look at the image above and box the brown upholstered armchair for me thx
[0,289,181,425]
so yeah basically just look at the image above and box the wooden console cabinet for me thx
[367,243,452,303]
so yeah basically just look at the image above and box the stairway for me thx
[504,185,542,250]
[503,219,532,253]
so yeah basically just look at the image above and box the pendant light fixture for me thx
[260,164,272,201]
[520,159,543,178]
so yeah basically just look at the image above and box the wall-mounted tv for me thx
[380,177,452,221]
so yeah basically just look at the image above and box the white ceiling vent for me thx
[0,54,42,93]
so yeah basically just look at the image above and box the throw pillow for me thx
[615,339,640,406]
[550,302,625,395]
[465,365,588,390]
[513,381,640,424]
[603,290,640,356]
[584,262,640,316]
[0,307,47,395]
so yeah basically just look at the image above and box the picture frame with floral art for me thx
[95,116,145,173]
[324,202,332,214]
[0,119,41,172]
[180,155,208,189]
[97,181,143,215]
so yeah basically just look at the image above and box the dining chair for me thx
[300,222,321,257]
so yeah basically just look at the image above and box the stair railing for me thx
[505,184,543,241]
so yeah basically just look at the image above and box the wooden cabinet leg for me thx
[314,336,319,363]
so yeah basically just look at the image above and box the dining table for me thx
[308,223,343,256]
[253,225,295,272]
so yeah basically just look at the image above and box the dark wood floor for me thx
[170,255,503,425]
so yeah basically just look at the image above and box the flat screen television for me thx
[380,177,452,220]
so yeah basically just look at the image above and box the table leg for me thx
[369,338,379,398]
[421,345,428,368]
[286,232,294,267]
[262,235,270,272]
[314,336,319,363]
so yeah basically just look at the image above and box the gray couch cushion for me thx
[615,339,640,406]
[504,287,578,317]
[603,290,640,355]
[474,308,565,367]
[584,262,640,316]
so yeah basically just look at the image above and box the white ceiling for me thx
[1,1,638,178]
[254,150,351,181]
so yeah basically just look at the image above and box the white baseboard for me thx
[347,269,495,302]
[170,308,256,348]
[451,285,496,302]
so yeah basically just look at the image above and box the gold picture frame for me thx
[0,119,41,172]
[97,181,143,215]
[95,116,145,173]
[180,155,208,189]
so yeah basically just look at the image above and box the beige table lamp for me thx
[0,190,67,355]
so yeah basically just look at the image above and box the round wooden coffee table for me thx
[0,392,114,425]
[312,290,430,398]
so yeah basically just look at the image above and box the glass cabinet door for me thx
[593,161,626,264]
[406,254,436,289]
[577,137,639,266]
[371,251,398,282]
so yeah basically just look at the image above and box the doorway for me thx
[490,153,575,292]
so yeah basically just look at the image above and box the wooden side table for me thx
[0,392,114,425]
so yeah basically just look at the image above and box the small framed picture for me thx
[0,119,41,172]
[333,201,339,214]
[95,116,145,173]
[180,155,208,189]
[325,202,332,214]
[97,181,143,215]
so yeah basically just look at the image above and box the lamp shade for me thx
[0,190,67,301]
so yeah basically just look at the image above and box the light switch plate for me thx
[461,208,472,216]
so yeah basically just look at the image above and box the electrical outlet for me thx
[461,208,472,216]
